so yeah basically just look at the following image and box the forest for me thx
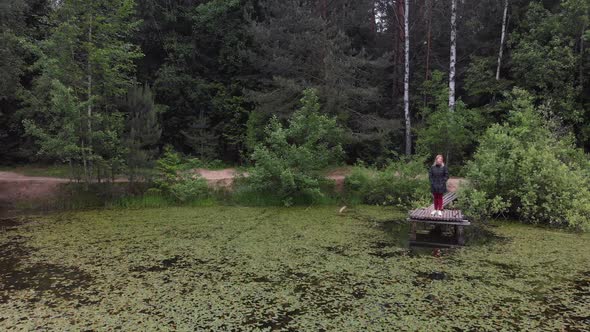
[1,0,588,163]
[2,0,590,226]
[1,1,590,330]
[1,0,590,224]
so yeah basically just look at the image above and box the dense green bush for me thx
[345,158,431,208]
[168,174,208,203]
[457,187,510,222]
[462,88,590,231]
[239,88,344,206]
[153,147,209,203]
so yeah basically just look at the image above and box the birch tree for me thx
[496,0,509,80]
[425,0,433,81]
[448,0,457,112]
[403,0,411,155]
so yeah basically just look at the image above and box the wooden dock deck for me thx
[409,208,465,222]
[408,193,470,246]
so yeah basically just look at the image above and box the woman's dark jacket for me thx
[429,164,449,194]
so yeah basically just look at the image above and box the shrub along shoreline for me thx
[5,89,589,232]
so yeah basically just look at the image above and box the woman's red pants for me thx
[433,193,443,210]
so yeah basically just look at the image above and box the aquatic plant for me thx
[0,206,588,330]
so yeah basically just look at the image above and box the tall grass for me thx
[344,159,431,208]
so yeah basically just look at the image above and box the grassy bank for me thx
[0,206,588,330]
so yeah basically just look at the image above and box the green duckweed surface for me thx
[0,206,589,331]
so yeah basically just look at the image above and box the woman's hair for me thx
[432,154,445,166]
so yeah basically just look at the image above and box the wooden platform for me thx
[409,233,462,248]
[407,193,470,246]
[408,216,469,245]
[409,208,465,222]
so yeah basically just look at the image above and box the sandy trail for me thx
[446,177,466,193]
[0,171,70,183]
[190,169,243,187]
[0,169,466,207]
[0,172,69,207]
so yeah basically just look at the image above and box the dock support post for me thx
[455,225,465,245]
[410,220,417,241]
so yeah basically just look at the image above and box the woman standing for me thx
[429,155,449,216]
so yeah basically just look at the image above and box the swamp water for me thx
[0,206,588,331]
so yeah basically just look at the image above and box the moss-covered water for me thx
[1,206,588,330]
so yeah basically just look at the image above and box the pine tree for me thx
[23,81,85,179]
[247,0,391,161]
[123,84,161,183]
[141,0,250,160]
[23,0,143,183]
[181,110,219,160]
[0,0,51,161]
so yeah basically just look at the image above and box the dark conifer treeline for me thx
[1,0,588,167]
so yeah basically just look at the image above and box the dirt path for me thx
[191,168,351,191]
[0,171,70,183]
[0,170,467,207]
[189,168,242,187]
[0,172,70,207]
[446,177,466,193]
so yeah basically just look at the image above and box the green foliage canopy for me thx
[243,88,344,206]
[463,88,590,231]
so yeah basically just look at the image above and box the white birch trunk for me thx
[403,0,411,154]
[425,0,432,81]
[448,0,457,112]
[496,0,509,80]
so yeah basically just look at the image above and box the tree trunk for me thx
[448,0,457,112]
[318,0,328,81]
[81,140,88,189]
[581,23,586,91]
[393,0,405,101]
[496,0,509,80]
[370,1,377,36]
[390,0,404,116]
[404,0,411,155]
[86,19,93,184]
[425,0,433,81]
[320,0,327,19]
[68,159,74,183]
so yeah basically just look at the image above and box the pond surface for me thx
[0,206,588,330]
